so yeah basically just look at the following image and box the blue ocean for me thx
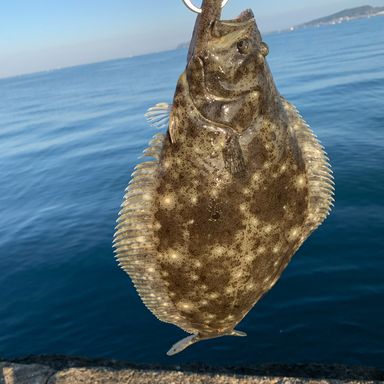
[0,16,383,367]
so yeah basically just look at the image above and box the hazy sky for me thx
[1,0,383,78]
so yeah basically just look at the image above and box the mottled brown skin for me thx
[152,11,310,337]
[115,2,333,355]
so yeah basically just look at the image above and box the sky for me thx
[1,0,383,78]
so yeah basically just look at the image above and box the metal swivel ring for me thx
[182,0,230,14]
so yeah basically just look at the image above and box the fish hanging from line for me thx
[113,0,334,356]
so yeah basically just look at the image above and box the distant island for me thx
[290,5,384,30]
[177,42,190,50]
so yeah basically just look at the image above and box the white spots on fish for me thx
[163,160,172,169]
[208,292,220,300]
[187,219,195,225]
[264,224,273,234]
[153,220,162,231]
[136,235,147,244]
[163,249,183,265]
[209,188,219,198]
[160,193,176,210]
[191,195,198,205]
[296,175,306,189]
[200,284,208,291]
[246,282,255,291]
[289,226,301,241]
[263,161,272,169]
[169,249,181,260]
[212,245,226,257]
[252,172,262,183]
[232,270,243,279]
[228,249,236,258]
[200,299,208,306]
[257,246,266,255]
[177,300,195,313]
[190,273,199,282]
[280,164,287,173]
[239,203,248,213]
[225,286,233,295]
[182,229,190,240]
[142,193,152,202]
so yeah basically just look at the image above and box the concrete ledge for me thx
[1,356,383,384]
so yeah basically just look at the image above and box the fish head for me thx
[187,10,271,100]
[184,9,278,132]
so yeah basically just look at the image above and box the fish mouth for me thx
[196,55,261,100]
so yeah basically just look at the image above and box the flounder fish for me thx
[113,0,334,356]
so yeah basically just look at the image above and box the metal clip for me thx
[182,0,230,14]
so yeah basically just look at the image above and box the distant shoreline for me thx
[287,5,384,31]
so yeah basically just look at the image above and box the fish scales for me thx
[114,1,333,356]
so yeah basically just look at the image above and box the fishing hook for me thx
[182,0,230,14]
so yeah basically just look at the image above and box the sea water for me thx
[0,16,383,367]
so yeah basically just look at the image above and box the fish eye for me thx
[236,39,251,55]
[260,42,269,57]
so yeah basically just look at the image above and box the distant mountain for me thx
[291,5,384,30]
[177,42,190,50]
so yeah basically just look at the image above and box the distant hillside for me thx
[291,5,384,30]
[177,42,189,50]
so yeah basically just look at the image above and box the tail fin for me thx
[167,334,200,356]
[166,329,247,356]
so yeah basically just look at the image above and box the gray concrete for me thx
[1,357,383,384]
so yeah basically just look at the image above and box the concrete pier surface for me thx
[1,356,383,383]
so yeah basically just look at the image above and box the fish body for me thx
[114,6,334,355]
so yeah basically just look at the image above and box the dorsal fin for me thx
[283,98,335,232]
[113,132,195,334]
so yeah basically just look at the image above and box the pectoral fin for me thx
[223,134,246,176]
[145,103,172,130]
